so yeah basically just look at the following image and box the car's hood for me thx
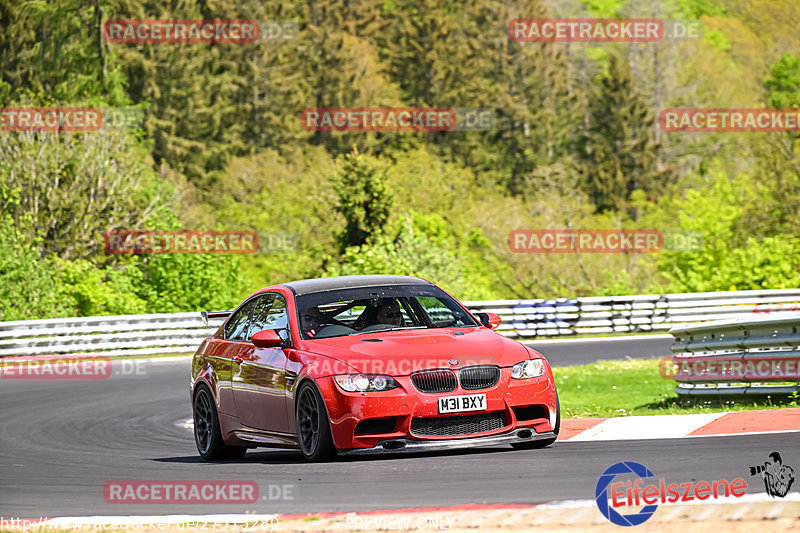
[300,327,533,375]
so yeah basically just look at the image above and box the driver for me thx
[300,307,324,337]
[352,298,405,330]
[375,301,404,326]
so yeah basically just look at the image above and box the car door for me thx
[212,298,257,416]
[231,292,291,433]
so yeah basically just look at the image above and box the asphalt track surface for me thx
[1,338,797,518]
[523,334,674,366]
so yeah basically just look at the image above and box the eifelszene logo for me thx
[595,461,747,526]
[595,462,658,527]
[749,452,795,498]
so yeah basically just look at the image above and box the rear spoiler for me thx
[201,310,232,326]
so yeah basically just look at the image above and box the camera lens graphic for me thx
[595,461,659,527]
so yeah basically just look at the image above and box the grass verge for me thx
[553,359,800,418]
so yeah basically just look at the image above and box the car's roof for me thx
[278,275,433,296]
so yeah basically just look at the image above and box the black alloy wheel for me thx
[295,382,336,461]
[193,385,247,460]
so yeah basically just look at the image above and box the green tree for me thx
[134,253,250,313]
[755,53,800,235]
[0,0,128,106]
[0,187,67,321]
[325,212,496,300]
[764,53,800,109]
[0,128,176,260]
[208,146,342,288]
[52,258,147,316]
[379,0,577,191]
[578,54,674,214]
[333,148,394,249]
[655,170,800,292]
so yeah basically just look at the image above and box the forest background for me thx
[2,0,800,320]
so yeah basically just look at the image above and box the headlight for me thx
[334,374,399,392]
[511,359,545,379]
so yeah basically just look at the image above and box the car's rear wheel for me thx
[296,382,336,461]
[511,397,560,450]
[193,385,247,461]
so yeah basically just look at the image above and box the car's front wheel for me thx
[511,397,560,450]
[193,385,247,461]
[295,382,336,461]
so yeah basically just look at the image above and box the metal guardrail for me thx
[0,313,226,357]
[463,288,800,338]
[1,289,799,357]
[670,314,800,395]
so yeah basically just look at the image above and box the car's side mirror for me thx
[476,312,502,330]
[252,329,284,348]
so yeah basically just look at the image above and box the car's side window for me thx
[224,299,256,341]
[248,293,289,341]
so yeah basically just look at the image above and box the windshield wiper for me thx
[348,326,427,335]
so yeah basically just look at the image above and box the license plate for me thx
[438,394,487,414]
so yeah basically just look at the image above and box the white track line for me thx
[568,413,726,441]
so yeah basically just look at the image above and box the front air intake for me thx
[410,369,457,393]
[411,412,508,436]
[459,365,500,390]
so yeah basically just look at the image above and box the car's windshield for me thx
[295,284,478,339]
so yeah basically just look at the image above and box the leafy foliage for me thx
[0,187,66,321]
[325,212,497,299]
[656,170,800,292]
[577,54,674,214]
[0,127,176,260]
[1,0,800,319]
[333,149,394,250]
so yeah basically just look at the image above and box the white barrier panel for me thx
[670,314,800,395]
[1,289,799,356]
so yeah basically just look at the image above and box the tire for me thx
[193,385,247,461]
[511,397,560,450]
[295,382,336,461]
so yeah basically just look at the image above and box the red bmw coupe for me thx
[190,275,559,461]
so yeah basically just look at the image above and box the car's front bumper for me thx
[315,367,558,450]
[338,427,557,456]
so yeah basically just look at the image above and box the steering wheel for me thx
[312,324,357,338]
[357,323,402,333]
